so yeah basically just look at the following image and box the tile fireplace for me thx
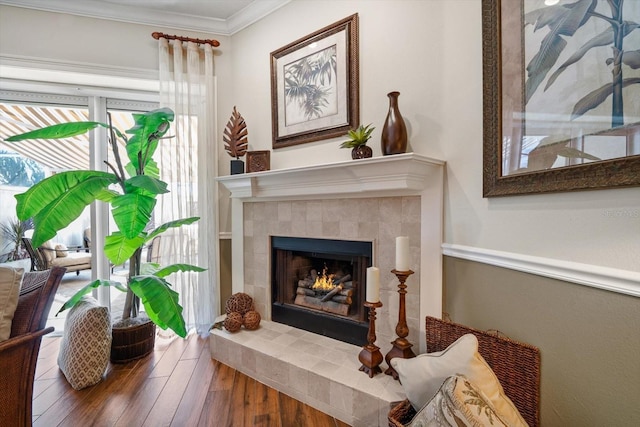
[213,154,445,425]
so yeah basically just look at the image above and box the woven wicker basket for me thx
[110,320,156,363]
[388,316,540,427]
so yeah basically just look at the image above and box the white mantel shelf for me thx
[216,153,445,200]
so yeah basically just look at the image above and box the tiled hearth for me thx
[210,320,405,426]
[215,154,444,425]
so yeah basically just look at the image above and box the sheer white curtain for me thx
[158,38,218,336]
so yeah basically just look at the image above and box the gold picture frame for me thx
[482,0,640,197]
[270,14,359,149]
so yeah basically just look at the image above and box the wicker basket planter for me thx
[110,318,156,363]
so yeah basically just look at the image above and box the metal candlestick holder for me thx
[358,301,384,378]
[385,269,416,380]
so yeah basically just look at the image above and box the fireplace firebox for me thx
[271,236,372,346]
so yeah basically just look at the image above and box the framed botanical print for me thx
[483,0,640,196]
[270,14,359,149]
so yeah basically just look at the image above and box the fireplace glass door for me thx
[271,236,372,345]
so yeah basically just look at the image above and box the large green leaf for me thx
[125,162,136,179]
[5,121,106,141]
[154,263,207,279]
[95,189,119,203]
[104,232,146,265]
[125,108,174,172]
[129,275,187,337]
[111,193,156,239]
[15,171,116,220]
[16,171,118,247]
[146,217,200,242]
[141,262,161,275]
[144,158,160,179]
[125,175,168,195]
[125,158,160,180]
[55,279,127,315]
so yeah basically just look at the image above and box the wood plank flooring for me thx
[33,334,351,426]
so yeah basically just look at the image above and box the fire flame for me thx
[312,267,335,291]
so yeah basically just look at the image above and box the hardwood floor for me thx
[33,333,351,426]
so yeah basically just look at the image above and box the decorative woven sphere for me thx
[243,310,261,330]
[224,312,243,332]
[225,292,254,315]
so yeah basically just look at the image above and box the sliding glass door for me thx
[0,91,157,311]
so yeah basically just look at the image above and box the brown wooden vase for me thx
[381,91,408,155]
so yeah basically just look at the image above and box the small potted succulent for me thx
[340,124,374,159]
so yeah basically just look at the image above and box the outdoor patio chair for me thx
[22,237,91,275]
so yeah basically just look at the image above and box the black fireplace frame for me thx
[271,236,372,346]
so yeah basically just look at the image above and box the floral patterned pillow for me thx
[408,375,509,427]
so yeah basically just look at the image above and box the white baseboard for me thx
[442,243,640,298]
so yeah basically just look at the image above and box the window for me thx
[0,90,158,312]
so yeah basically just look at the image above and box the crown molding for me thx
[0,54,160,100]
[0,0,291,35]
[226,0,291,34]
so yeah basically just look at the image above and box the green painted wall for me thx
[444,256,640,426]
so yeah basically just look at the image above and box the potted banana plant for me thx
[6,108,205,361]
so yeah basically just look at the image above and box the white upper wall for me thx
[226,0,639,273]
[0,1,638,273]
[0,5,232,94]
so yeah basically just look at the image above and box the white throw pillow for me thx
[0,267,23,341]
[55,243,68,258]
[391,334,527,427]
[41,240,57,263]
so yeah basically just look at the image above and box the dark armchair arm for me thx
[0,327,54,353]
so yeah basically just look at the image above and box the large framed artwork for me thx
[483,0,640,197]
[270,14,359,149]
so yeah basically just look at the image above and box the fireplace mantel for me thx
[217,153,444,201]
[216,152,445,353]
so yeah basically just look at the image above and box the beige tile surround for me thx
[243,196,422,349]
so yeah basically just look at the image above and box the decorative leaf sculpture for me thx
[223,106,248,159]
